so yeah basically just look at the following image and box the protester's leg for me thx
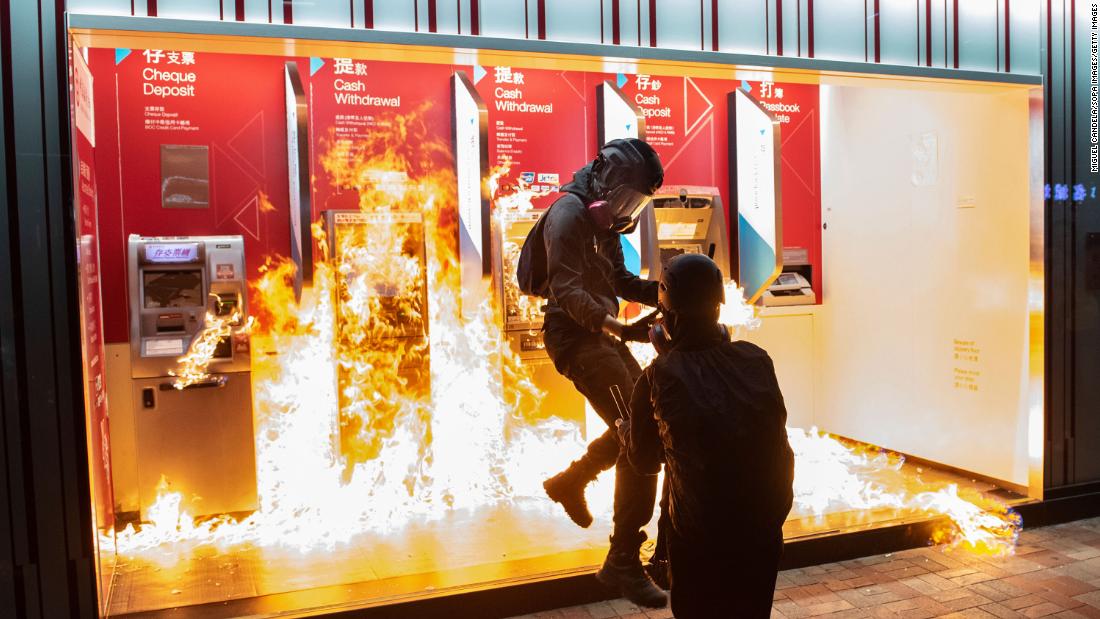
[667,527,718,619]
[669,527,780,618]
[730,531,783,617]
[646,474,671,589]
[562,340,657,549]
[542,337,658,538]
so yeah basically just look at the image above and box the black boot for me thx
[596,545,668,608]
[543,458,599,528]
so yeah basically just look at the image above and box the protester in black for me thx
[536,138,667,608]
[623,253,795,618]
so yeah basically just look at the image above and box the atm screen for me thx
[143,270,204,309]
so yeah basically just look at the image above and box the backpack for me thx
[515,204,552,298]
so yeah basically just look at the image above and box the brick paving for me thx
[506,517,1100,618]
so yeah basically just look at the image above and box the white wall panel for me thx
[878,0,918,65]
[374,0,417,32]
[69,0,142,15]
[812,0,867,62]
[1009,0,1041,74]
[929,0,947,67]
[619,0,642,46]
[154,0,222,19]
[716,0,768,54]
[818,81,1032,485]
[957,0,998,71]
[291,1,352,27]
[654,0,702,50]
[479,0,528,39]
[544,0,603,44]
[434,0,460,34]
[244,0,273,23]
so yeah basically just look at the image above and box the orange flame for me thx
[168,301,247,389]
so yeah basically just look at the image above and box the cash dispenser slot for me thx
[156,312,186,333]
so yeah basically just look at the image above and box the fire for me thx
[789,428,1020,556]
[109,107,1018,579]
[168,301,247,389]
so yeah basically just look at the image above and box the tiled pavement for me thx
[506,517,1100,618]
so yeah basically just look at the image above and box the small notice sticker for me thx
[658,222,699,240]
[216,264,235,279]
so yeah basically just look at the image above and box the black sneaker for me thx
[543,470,594,528]
[595,551,668,608]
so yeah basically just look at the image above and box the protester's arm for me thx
[599,231,659,306]
[544,202,614,332]
[626,368,663,475]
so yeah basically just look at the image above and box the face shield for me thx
[604,184,653,233]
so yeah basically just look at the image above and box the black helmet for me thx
[658,253,725,317]
[590,139,664,233]
[592,138,664,196]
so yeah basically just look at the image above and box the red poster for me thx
[307,55,457,218]
[748,80,822,302]
[73,48,114,529]
[90,47,295,342]
[475,65,590,209]
[599,72,821,301]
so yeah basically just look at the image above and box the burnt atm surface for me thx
[323,210,431,466]
[493,208,586,426]
[127,235,257,519]
[639,185,732,280]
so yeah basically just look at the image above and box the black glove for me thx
[620,310,659,343]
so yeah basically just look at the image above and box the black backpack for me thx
[515,205,552,298]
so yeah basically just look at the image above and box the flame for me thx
[258,190,277,213]
[109,107,1018,577]
[168,300,247,389]
[789,428,1020,556]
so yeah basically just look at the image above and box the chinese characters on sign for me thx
[142,49,196,65]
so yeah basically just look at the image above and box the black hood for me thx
[560,163,597,204]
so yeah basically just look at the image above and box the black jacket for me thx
[627,331,795,543]
[543,165,657,333]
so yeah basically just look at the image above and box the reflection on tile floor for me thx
[506,517,1100,618]
[105,455,1024,616]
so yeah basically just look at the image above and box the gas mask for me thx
[587,185,653,234]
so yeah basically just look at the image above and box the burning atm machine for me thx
[322,210,431,466]
[452,71,584,425]
[127,235,257,518]
[638,185,732,281]
[492,211,586,422]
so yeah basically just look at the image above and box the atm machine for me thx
[492,211,586,423]
[452,70,585,426]
[322,209,431,466]
[127,234,257,518]
[638,185,732,281]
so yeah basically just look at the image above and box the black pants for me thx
[667,527,782,618]
[544,322,658,552]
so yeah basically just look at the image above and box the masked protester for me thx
[622,253,795,618]
[537,138,667,608]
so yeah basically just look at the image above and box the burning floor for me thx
[103,431,1026,616]
[99,111,1025,616]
